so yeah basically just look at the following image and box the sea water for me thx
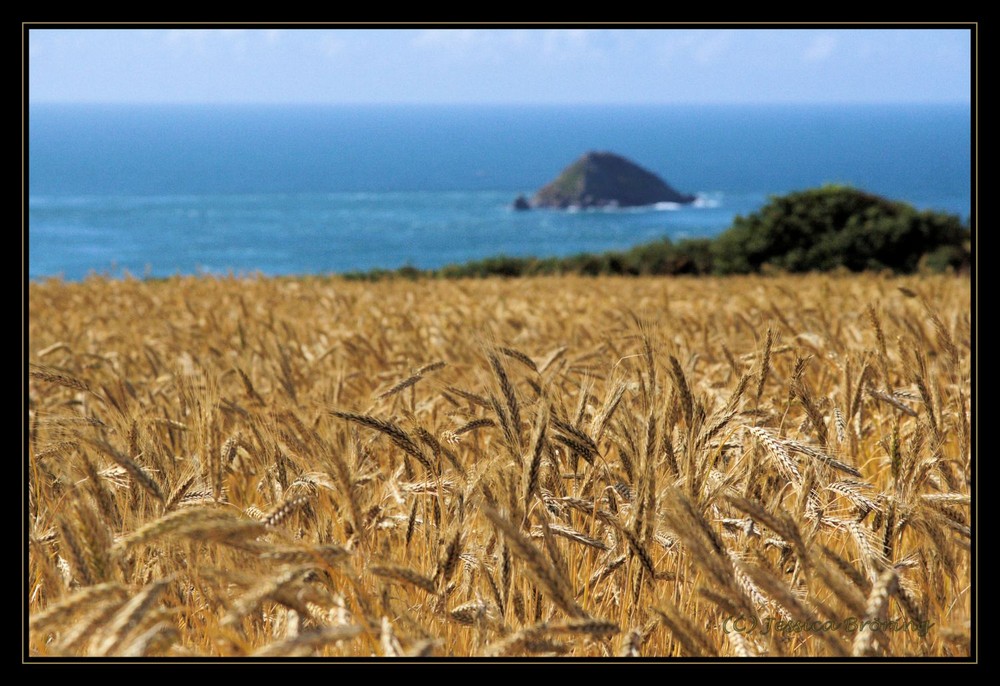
[28,103,971,280]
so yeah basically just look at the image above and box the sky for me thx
[26,27,972,105]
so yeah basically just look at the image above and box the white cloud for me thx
[410,28,546,64]
[654,30,735,67]
[163,28,252,55]
[692,30,734,64]
[406,28,627,66]
[540,29,608,64]
[165,29,204,45]
[164,28,245,42]
[411,29,478,50]
[543,29,584,52]
[318,35,347,57]
[803,34,837,62]
[508,29,530,47]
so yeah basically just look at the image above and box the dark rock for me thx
[512,194,531,211]
[530,151,695,209]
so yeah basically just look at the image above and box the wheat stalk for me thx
[481,505,587,619]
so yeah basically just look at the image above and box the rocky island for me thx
[514,151,695,210]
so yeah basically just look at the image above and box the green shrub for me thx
[347,185,969,280]
[919,244,970,273]
[437,255,535,278]
[711,185,969,274]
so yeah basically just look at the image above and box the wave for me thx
[691,192,723,209]
[539,194,723,214]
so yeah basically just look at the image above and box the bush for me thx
[711,185,969,274]
[438,255,535,279]
[919,244,970,273]
[349,185,969,280]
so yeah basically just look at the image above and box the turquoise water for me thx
[28,104,971,280]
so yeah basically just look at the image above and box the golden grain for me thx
[27,273,970,657]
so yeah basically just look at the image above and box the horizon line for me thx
[28,99,972,106]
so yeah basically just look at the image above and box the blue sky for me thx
[27,27,972,105]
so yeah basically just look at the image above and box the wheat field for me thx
[26,273,972,658]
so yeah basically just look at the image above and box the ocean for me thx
[27,103,971,281]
